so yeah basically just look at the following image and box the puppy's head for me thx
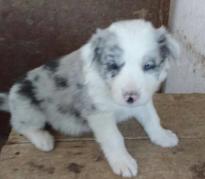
[82,20,179,106]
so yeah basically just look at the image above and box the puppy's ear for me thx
[81,28,116,65]
[90,29,109,62]
[91,29,118,63]
[156,26,180,60]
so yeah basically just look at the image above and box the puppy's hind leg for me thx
[10,104,54,152]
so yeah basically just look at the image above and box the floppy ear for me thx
[156,26,180,60]
[81,29,109,64]
[89,28,110,63]
[81,28,118,65]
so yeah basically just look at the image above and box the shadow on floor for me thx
[0,113,10,151]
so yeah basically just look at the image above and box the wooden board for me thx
[1,94,205,179]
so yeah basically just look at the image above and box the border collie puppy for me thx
[0,19,179,177]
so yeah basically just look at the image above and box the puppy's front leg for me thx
[88,113,137,177]
[134,100,179,147]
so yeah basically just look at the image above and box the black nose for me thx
[127,97,134,104]
[123,91,139,104]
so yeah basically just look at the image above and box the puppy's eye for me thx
[108,63,119,71]
[143,61,156,71]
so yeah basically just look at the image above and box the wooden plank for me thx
[1,94,205,178]
[0,139,205,179]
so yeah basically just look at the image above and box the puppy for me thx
[0,19,179,177]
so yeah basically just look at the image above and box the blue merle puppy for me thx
[0,19,180,177]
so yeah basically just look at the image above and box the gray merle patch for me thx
[57,104,69,114]
[34,75,40,82]
[57,104,86,122]
[76,83,84,89]
[158,35,170,60]
[17,78,43,106]
[43,60,59,72]
[69,105,82,118]
[54,75,69,89]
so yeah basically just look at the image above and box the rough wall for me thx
[165,0,205,93]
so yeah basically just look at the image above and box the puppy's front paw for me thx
[107,153,138,177]
[30,131,54,152]
[151,129,179,148]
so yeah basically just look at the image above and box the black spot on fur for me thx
[58,104,81,117]
[158,36,170,60]
[18,78,43,106]
[0,96,5,106]
[57,104,70,114]
[43,60,59,72]
[57,104,86,122]
[20,121,26,124]
[158,35,166,44]
[160,45,170,59]
[106,62,124,78]
[69,106,81,118]
[76,83,84,89]
[54,75,68,89]
[94,47,102,62]
[91,104,96,111]
[107,63,120,71]
[34,75,40,82]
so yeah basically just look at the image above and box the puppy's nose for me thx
[123,92,139,104]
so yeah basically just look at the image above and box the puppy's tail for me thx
[0,93,9,112]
